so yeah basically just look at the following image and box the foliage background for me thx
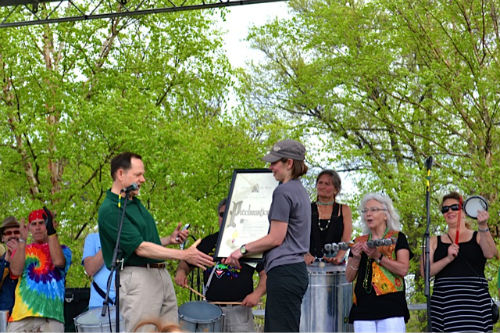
[1,0,500,330]
[238,0,500,330]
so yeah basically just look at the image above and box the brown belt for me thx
[126,263,166,269]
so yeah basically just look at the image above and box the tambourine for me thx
[463,195,488,219]
[323,238,396,257]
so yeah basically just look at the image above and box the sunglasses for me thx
[3,230,20,236]
[441,204,460,214]
[219,212,225,218]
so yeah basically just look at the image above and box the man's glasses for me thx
[441,204,460,214]
[3,230,20,236]
[219,212,225,218]
[361,207,387,214]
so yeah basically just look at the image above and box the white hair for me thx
[359,193,401,234]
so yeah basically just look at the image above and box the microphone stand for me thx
[102,190,130,332]
[424,156,433,332]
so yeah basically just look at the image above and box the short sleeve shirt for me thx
[98,190,163,268]
[195,232,263,302]
[9,243,72,323]
[82,233,116,308]
[264,179,311,272]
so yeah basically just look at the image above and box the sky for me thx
[217,2,359,201]
[218,1,290,68]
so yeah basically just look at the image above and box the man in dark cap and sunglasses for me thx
[0,216,23,314]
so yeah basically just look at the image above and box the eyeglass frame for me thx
[361,207,388,214]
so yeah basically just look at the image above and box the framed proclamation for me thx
[214,169,279,261]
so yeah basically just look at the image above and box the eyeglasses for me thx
[361,208,387,214]
[219,212,225,218]
[3,230,20,236]
[441,204,460,214]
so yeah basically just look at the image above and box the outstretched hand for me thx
[183,239,214,270]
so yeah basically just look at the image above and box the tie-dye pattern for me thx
[9,242,72,323]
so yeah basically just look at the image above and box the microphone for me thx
[425,156,433,171]
[121,183,138,193]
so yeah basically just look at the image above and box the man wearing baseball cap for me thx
[0,216,22,314]
[7,208,71,332]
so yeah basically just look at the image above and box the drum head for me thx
[464,195,488,219]
[178,301,222,324]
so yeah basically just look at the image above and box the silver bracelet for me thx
[478,226,490,232]
[347,265,359,271]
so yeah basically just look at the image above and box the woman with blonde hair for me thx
[422,191,497,332]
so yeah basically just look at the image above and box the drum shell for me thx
[74,306,124,332]
[178,301,223,332]
[300,263,353,332]
[0,310,8,332]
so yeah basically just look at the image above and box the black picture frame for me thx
[214,168,278,262]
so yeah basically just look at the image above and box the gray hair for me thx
[359,193,401,234]
[217,198,228,212]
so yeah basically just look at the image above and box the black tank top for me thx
[309,202,344,258]
[434,231,486,279]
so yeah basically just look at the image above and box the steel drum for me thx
[300,262,353,332]
[74,306,124,332]
[178,301,223,332]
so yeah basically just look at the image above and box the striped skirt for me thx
[430,276,493,332]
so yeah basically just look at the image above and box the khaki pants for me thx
[7,317,64,332]
[220,304,255,332]
[120,266,178,331]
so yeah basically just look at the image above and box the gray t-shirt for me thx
[264,179,311,272]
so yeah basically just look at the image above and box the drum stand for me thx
[102,189,132,332]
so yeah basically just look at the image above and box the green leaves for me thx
[0,4,264,291]
[242,1,500,328]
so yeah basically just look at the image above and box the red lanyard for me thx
[455,196,463,244]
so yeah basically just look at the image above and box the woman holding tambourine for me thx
[421,191,498,332]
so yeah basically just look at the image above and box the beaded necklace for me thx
[316,202,334,231]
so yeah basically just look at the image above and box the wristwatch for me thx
[240,244,247,255]
[375,253,383,264]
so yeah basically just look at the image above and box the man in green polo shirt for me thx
[98,152,214,331]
